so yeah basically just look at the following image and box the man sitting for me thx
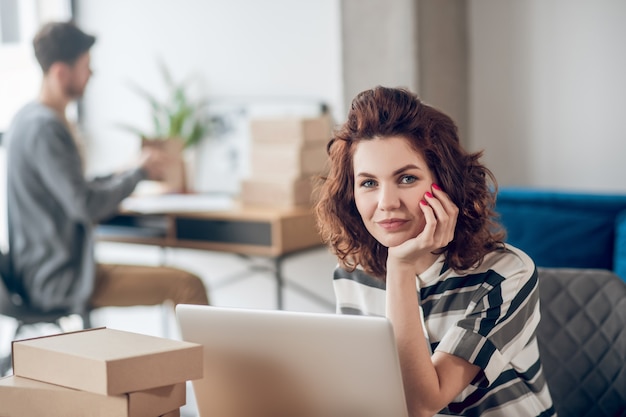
[3,21,209,318]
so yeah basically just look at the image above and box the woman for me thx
[315,87,555,417]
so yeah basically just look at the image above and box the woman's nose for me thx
[378,185,401,210]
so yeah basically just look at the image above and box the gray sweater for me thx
[5,102,145,313]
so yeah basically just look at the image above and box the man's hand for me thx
[138,147,170,181]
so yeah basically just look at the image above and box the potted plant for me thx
[119,61,213,193]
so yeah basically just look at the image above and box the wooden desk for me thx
[97,202,327,309]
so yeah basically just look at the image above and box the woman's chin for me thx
[376,233,412,248]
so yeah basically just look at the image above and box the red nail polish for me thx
[432,184,441,191]
[425,192,433,199]
[420,200,428,206]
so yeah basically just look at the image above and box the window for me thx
[0,0,72,132]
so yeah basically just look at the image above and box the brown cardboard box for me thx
[12,328,202,395]
[0,375,186,417]
[249,114,333,145]
[240,177,314,207]
[127,382,186,417]
[159,409,181,417]
[250,143,327,178]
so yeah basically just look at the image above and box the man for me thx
[3,21,208,315]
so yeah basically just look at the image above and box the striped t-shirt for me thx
[334,244,555,417]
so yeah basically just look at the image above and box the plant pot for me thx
[141,137,188,194]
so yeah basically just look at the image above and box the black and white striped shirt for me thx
[334,244,555,417]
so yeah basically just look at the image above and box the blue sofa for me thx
[495,187,626,281]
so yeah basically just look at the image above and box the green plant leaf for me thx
[169,106,192,137]
[158,59,175,91]
[121,61,211,147]
[152,113,166,138]
[185,121,205,148]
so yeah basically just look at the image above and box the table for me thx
[97,201,328,309]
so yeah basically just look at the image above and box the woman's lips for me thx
[377,219,409,231]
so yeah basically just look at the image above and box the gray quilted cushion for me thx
[536,267,626,417]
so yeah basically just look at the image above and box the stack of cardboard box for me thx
[241,114,333,207]
[0,328,202,417]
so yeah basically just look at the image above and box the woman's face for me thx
[353,136,435,248]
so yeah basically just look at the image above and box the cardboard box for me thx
[250,114,333,145]
[240,177,314,207]
[0,375,186,417]
[159,409,180,417]
[127,382,186,417]
[12,328,202,395]
[250,143,327,178]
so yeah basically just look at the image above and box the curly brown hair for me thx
[315,86,505,279]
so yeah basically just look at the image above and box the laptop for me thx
[176,304,409,417]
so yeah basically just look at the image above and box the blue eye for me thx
[400,175,417,184]
[360,179,376,188]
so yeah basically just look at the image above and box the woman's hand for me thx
[384,186,470,416]
[388,184,459,269]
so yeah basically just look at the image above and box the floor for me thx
[0,240,338,416]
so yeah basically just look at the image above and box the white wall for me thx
[469,0,626,193]
[77,1,626,194]
[341,0,418,112]
[76,0,342,183]
[0,0,71,131]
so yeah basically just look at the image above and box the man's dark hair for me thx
[33,21,96,73]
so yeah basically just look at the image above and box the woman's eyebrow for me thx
[356,164,423,178]
[392,164,422,176]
